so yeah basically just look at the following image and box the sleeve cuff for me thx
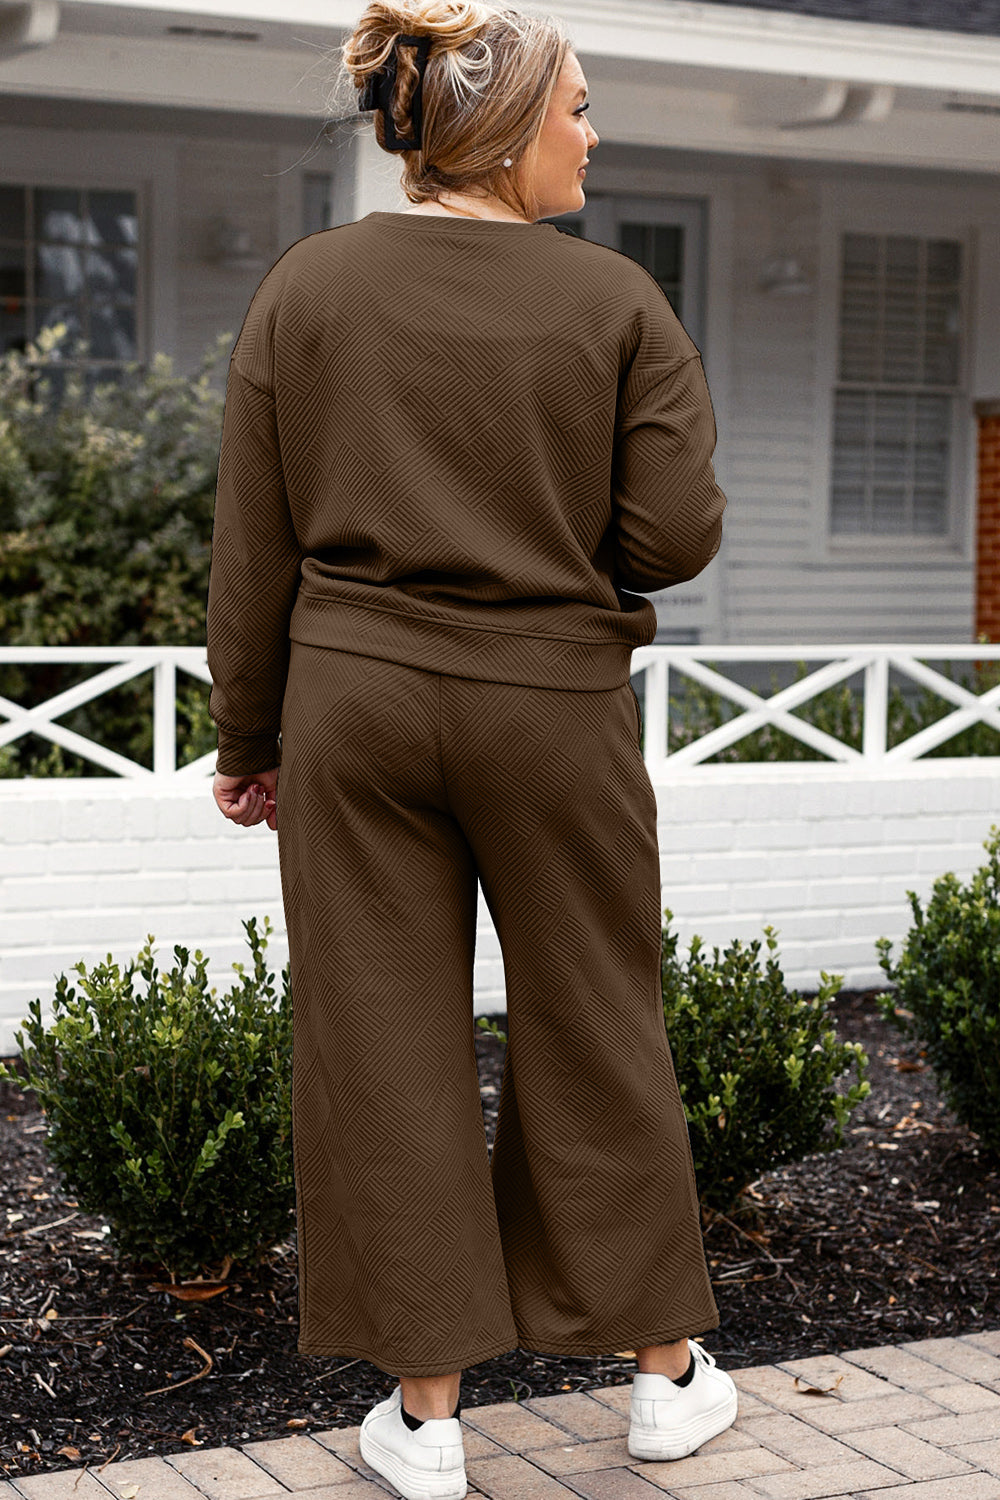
[215,731,282,778]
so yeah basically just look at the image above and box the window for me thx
[829,233,963,538]
[619,221,684,322]
[0,184,139,387]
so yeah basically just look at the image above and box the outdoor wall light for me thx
[204,218,266,271]
[758,166,814,296]
[758,254,813,295]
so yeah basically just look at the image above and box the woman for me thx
[206,3,737,1496]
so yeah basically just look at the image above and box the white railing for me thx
[0,647,215,779]
[1,644,999,779]
[631,642,1000,775]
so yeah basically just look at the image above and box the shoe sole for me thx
[627,1386,739,1461]
[359,1421,468,1500]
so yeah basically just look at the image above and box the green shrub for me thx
[658,914,869,1210]
[877,825,1000,1154]
[0,918,294,1280]
[0,323,230,775]
[478,914,870,1211]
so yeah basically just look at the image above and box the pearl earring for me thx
[503,156,513,167]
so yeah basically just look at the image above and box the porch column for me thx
[974,398,1000,643]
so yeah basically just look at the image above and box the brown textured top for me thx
[206,210,726,774]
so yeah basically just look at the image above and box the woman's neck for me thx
[402,193,532,224]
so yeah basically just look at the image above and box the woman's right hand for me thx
[213,767,279,831]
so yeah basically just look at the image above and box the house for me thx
[2,0,999,645]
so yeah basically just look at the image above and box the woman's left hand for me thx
[213,767,279,831]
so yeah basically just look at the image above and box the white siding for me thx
[175,137,305,373]
[711,163,991,644]
[3,107,997,643]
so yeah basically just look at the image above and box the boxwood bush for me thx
[0,918,294,1280]
[479,912,871,1212]
[658,913,869,1210]
[877,825,1000,1154]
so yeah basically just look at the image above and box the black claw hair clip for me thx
[358,33,432,151]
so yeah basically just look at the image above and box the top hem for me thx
[288,591,651,691]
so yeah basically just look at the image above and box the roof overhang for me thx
[46,0,1000,92]
[1,0,998,172]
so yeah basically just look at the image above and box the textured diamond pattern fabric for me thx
[206,211,726,776]
[277,643,720,1375]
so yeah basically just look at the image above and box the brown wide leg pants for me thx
[276,642,719,1377]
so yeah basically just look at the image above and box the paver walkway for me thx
[5,1332,1000,1500]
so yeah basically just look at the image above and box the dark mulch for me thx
[1,990,997,1482]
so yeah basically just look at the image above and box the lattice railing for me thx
[630,643,1000,774]
[0,647,215,779]
[2,644,999,778]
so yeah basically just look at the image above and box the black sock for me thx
[400,1396,462,1430]
[672,1352,696,1387]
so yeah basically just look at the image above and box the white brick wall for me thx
[1,762,997,1053]
[650,760,999,986]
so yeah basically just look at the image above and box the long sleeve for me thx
[612,338,726,595]
[206,357,304,776]
[202,216,730,709]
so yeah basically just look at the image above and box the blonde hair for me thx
[339,1,571,221]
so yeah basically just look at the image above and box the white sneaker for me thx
[628,1340,739,1460]
[358,1383,467,1500]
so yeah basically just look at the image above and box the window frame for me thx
[0,183,143,378]
[810,182,976,565]
[542,189,720,642]
[0,126,180,373]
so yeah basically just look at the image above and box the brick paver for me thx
[735,1412,859,1466]
[461,1401,587,1453]
[854,1477,1000,1500]
[464,1452,582,1500]
[527,1437,643,1477]
[670,1485,764,1500]
[520,1391,626,1441]
[923,1383,1000,1414]
[840,1345,961,1391]
[775,1353,906,1402]
[952,1441,1000,1477]
[841,1425,976,1479]
[901,1409,1000,1446]
[7,1332,1000,1498]
[630,1445,795,1487]
[730,1365,846,1414]
[790,1391,950,1434]
[901,1337,1000,1385]
[84,1456,207,1497]
[237,1434,358,1489]
[741,1458,903,1498]
[560,1472,671,1500]
[4,1474,122,1499]
[164,1446,286,1499]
